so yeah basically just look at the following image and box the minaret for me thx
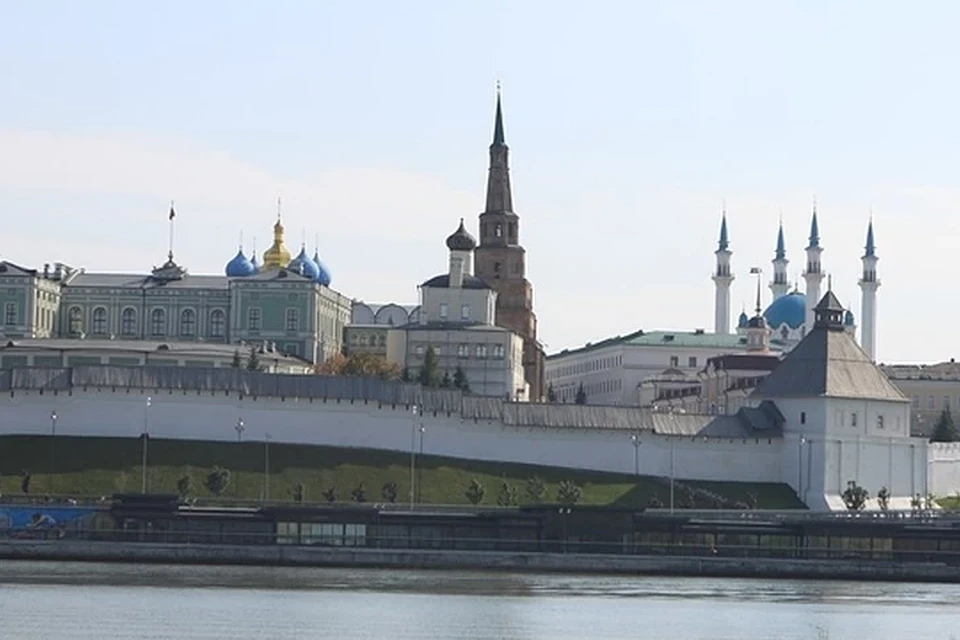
[858,219,880,361]
[803,204,824,334]
[474,85,545,400]
[712,211,734,335]
[770,221,789,299]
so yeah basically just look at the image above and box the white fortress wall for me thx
[0,389,783,484]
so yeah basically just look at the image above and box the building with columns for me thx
[0,211,351,367]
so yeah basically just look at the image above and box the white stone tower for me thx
[858,219,879,361]
[803,206,824,334]
[712,212,734,335]
[770,221,789,300]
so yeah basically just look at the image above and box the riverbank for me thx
[2,539,958,584]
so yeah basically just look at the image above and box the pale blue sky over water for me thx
[1,1,957,362]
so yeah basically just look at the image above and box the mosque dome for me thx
[287,247,320,280]
[313,250,332,287]
[738,311,749,328]
[844,309,856,326]
[763,291,806,329]
[446,219,476,251]
[225,248,255,278]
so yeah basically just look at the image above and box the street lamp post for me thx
[141,396,151,494]
[630,433,641,478]
[264,433,272,502]
[798,436,807,503]
[409,404,419,508]
[49,411,58,494]
[669,437,676,514]
[417,426,426,504]
[235,418,245,499]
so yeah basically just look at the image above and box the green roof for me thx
[548,329,757,360]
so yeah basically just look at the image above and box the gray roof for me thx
[0,338,308,364]
[750,316,907,402]
[0,261,37,276]
[68,272,229,290]
[421,274,491,290]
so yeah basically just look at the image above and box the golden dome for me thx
[261,213,291,269]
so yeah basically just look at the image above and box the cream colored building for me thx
[881,361,960,436]
[384,220,527,400]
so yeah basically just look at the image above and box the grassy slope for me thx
[0,435,803,509]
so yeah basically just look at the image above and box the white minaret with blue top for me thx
[858,220,879,361]
[770,221,789,300]
[803,207,824,334]
[712,212,734,335]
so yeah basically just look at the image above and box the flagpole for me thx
[168,200,176,258]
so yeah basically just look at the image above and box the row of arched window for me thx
[67,306,226,339]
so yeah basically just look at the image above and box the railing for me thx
[8,527,960,567]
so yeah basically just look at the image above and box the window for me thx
[877,415,885,429]
[475,344,488,358]
[92,307,107,335]
[462,304,472,320]
[493,344,505,359]
[495,223,503,238]
[457,344,469,358]
[359,334,368,346]
[851,412,858,427]
[945,396,952,412]
[415,345,424,357]
[68,306,83,334]
[800,412,806,425]
[248,307,261,332]
[669,355,679,367]
[688,356,697,368]
[4,302,16,326]
[286,308,300,332]
[150,308,166,336]
[209,309,225,338]
[179,309,196,337]
[912,395,920,409]
[439,303,448,320]
[928,395,936,410]
[121,308,137,336]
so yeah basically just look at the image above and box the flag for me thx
[168,203,176,221]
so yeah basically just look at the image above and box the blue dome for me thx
[844,310,855,326]
[763,291,806,330]
[287,247,320,280]
[738,311,749,328]
[225,248,255,277]
[313,250,332,287]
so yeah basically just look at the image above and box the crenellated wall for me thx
[0,388,784,484]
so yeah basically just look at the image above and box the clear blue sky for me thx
[1,1,958,363]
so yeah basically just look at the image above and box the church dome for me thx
[446,219,476,251]
[738,311,749,328]
[845,309,855,326]
[225,248,256,277]
[313,249,332,287]
[287,247,320,280]
[763,291,806,329]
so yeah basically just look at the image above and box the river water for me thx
[2,561,960,639]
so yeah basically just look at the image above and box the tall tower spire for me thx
[474,83,544,401]
[483,86,514,219]
[712,208,735,335]
[770,220,789,299]
[803,201,825,334]
[859,218,880,361]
